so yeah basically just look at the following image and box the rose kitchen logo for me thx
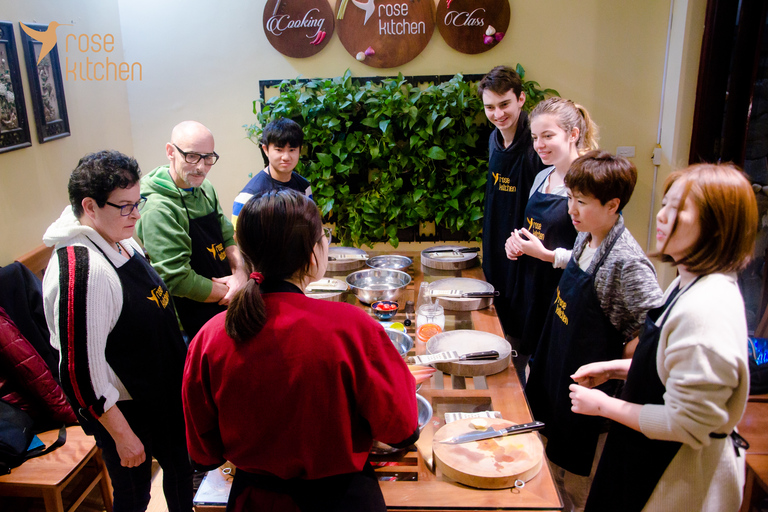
[20,21,142,81]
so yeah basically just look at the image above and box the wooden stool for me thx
[0,426,113,512]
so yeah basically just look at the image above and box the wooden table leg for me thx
[42,488,64,512]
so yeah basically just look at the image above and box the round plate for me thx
[328,246,368,272]
[421,245,478,270]
[429,277,494,311]
[433,418,544,489]
[426,330,511,376]
[304,278,348,301]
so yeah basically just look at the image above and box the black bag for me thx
[0,399,66,474]
[748,337,768,395]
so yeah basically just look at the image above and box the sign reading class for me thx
[263,0,335,58]
[437,0,510,55]
[336,0,435,68]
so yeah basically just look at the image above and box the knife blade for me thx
[439,420,545,444]
[423,247,481,254]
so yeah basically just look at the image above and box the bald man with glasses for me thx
[137,121,246,339]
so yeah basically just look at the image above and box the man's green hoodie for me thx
[136,165,235,302]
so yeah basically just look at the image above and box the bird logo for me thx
[492,172,500,185]
[352,0,375,25]
[19,21,71,65]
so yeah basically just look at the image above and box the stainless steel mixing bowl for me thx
[345,269,411,304]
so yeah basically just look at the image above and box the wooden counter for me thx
[194,250,562,511]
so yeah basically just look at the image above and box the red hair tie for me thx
[249,271,264,284]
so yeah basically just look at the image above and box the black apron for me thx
[173,181,231,338]
[228,461,385,512]
[513,171,577,355]
[526,229,625,476]
[584,283,695,511]
[95,245,187,420]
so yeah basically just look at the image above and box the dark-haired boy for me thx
[477,66,545,355]
[232,117,313,225]
[525,151,662,512]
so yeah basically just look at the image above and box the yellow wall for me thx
[0,0,134,264]
[1,0,707,275]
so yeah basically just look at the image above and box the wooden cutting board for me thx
[426,330,511,376]
[428,278,494,311]
[421,246,478,270]
[327,247,367,272]
[433,418,544,489]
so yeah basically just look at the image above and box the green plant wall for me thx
[246,65,556,248]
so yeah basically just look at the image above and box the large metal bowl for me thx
[385,328,414,359]
[372,394,433,454]
[366,255,413,271]
[345,269,411,304]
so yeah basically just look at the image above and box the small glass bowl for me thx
[371,300,399,320]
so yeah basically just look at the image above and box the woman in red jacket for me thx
[182,189,419,512]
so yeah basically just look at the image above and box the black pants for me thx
[89,401,193,512]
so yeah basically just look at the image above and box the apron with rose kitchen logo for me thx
[526,228,625,476]
[173,181,231,338]
[513,169,577,356]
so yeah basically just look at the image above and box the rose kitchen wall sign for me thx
[336,0,435,68]
[263,0,334,57]
[437,0,510,54]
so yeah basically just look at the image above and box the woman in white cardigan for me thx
[569,163,757,512]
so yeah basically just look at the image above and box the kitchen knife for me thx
[427,290,500,298]
[409,350,499,366]
[423,247,481,254]
[439,421,545,444]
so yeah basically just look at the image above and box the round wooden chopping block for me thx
[433,418,544,489]
[421,245,478,270]
[429,277,494,311]
[304,278,348,301]
[426,330,510,376]
[327,247,368,272]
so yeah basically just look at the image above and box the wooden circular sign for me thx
[436,0,510,55]
[336,0,435,68]
[263,0,335,57]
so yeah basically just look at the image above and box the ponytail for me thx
[225,276,267,343]
[574,103,599,153]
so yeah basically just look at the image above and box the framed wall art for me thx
[19,22,70,143]
[0,21,32,154]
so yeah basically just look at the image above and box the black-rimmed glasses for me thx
[172,143,219,165]
[105,197,147,216]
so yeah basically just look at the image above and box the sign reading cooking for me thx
[263,0,335,58]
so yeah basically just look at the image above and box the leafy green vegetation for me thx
[245,66,556,248]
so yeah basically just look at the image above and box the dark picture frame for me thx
[19,22,70,143]
[0,21,32,153]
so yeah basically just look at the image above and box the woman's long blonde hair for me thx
[530,97,599,155]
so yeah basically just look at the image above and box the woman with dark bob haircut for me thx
[182,189,419,512]
[569,163,757,511]
[42,150,192,512]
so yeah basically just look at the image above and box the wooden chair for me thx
[0,425,113,512]
[15,244,54,281]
